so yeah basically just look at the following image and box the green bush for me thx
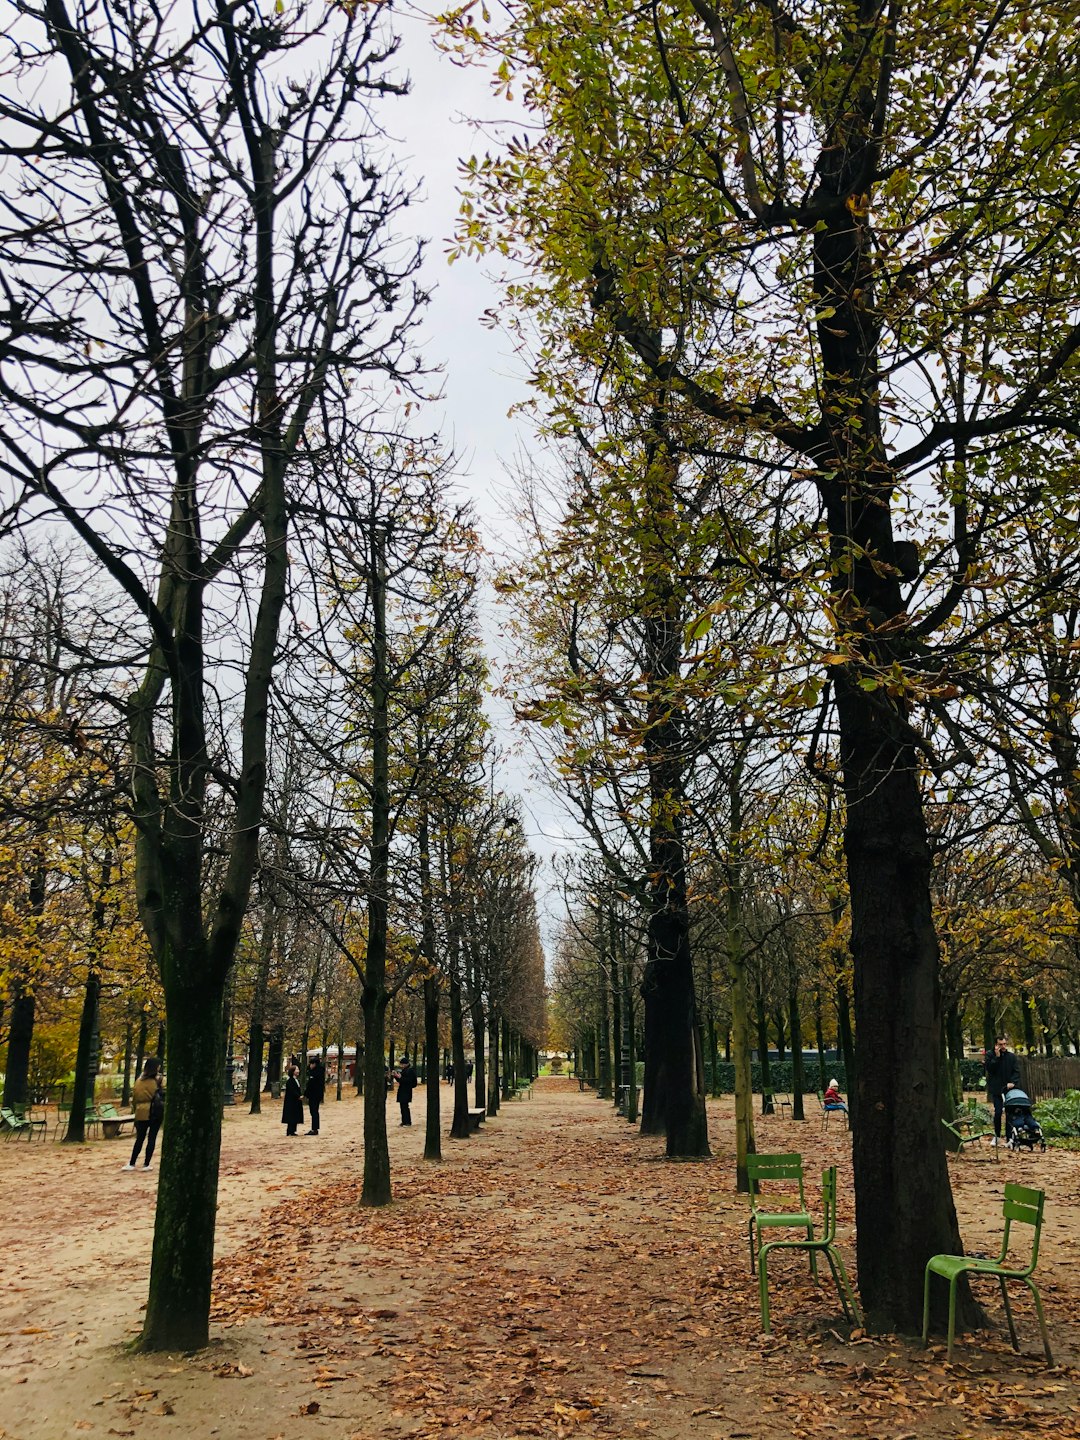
[1033,1089,1080,1138]
[701,1056,986,1096]
[705,1060,847,1094]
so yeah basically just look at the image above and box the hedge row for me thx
[705,1060,847,1094]
[703,1057,987,1095]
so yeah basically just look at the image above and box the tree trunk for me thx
[140,980,225,1350]
[360,529,393,1207]
[839,674,967,1331]
[360,982,391,1205]
[418,808,442,1162]
[756,987,773,1113]
[247,906,275,1113]
[814,992,826,1095]
[639,957,663,1134]
[265,1025,283,1093]
[596,951,612,1099]
[726,753,755,1190]
[448,964,471,1139]
[836,981,855,1091]
[2,989,35,1110]
[121,1019,134,1107]
[789,983,805,1122]
[65,967,101,1144]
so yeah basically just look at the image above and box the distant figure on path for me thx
[397,1058,417,1126]
[281,1063,304,1137]
[124,1057,164,1171]
[984,1035,1021,1146]
[305,1056,326,1136]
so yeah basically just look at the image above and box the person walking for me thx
[304,1056,326,1136]
[124,1057,164,1171]
[281,1062,304,1137]
[397,1057,417,1126]
[984,1035,1021,1146]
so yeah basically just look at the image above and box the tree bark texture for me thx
[140,983,224,1350]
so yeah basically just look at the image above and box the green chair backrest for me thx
[818,1166,839,1243]
[1001,1182,1045,1273]
[747,1152,807,1211]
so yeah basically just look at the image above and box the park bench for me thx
[467,1107,486,1132]
[512,1080,532,1099]
[96,1103,136,1139]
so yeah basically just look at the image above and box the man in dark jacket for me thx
[397,1058,417,1126]
[984,1036,1021,1145]
[304,1056,326,1136]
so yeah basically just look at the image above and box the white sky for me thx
[389,11,580,946]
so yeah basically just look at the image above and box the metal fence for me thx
[1019,1057,1080,1100]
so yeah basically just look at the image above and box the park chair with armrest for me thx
[921,1181,1052,1363]
[11,1103,47,1139]
[746,1151,816,1278]
[941,1103,996,1156]
[763,1088,792,1118]
[758,1167,862,1333]
[1,1106,34,1139]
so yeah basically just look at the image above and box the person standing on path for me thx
[397,1057,417,1126]
[304,1056,326,1136]
[281,1063,304,1137]
[984,1035,1021,1145]
[124,1057,164,1171]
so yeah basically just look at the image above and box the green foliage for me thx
[706,1059,847,1095]
[1033,1089,1080,1138]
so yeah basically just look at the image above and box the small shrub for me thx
[1034,1089,1080,1138]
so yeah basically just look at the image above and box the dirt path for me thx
[1,1079,1078,1440]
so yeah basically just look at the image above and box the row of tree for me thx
[0,0,545,1354]
[444,0,1080,1333]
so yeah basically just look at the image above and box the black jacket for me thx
[984,1047,1021,1098]
[397,1063,417,1103]
[304,1062,326,1105]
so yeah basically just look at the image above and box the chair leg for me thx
[749,1217,757,1276]
[806,1223,818,1280]
[999,1275,1019,1352]
[759,1244,773,1333]
[946,1276,959,1362]
[827,1245,862,1327]
[1024,1279,1053,1366]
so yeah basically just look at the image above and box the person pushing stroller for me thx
[984,1035,1021,1147]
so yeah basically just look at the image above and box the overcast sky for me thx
[389,11,580,944]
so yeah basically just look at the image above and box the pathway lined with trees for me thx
[2,1078,1078,1438]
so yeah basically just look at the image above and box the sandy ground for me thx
[1,1080,1078,1440]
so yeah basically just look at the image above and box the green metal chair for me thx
[758,1167,862,1333]
[941,1103,996,1157]
[10,1103,47,1139]
[922,1182,1052,1363]
[746,1152,816,1278]
[0,1106,33,1140]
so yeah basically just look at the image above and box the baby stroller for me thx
[1003,1085,1046,1152]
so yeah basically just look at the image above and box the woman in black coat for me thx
[281,1063,304,1137]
